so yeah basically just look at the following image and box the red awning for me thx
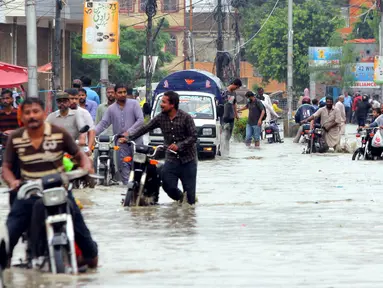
[0,62,28,88]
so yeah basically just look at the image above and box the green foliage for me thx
[351,7,379,40]
[233,118,248,142]
[71,26,174,86]
[241,0,344,93]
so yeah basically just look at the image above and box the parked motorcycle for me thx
[352,127,383,160]
[6,169,90,275]
[94,134,119,186]
[122,141,170,207]
[264,119,284,143]
[303,123,329,154]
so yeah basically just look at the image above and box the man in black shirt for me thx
[127,91,198,205]
[238,91,265,148]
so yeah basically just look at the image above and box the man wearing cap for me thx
[46,92,87,143]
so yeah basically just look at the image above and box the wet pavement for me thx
[1,125,383,287]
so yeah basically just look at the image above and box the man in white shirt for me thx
[65,88,95,155]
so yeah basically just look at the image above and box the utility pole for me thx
[234,8,241,78]
[189,0,195,69]
[100,0,109,104]
[287,0,293,131]
[216,0,224,81]
[145,0,157,104]
[52,0,63,94]
[25,0,38,97]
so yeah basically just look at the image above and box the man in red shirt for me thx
[0,89,20,206]
[0,90,19,145]
[352,93,362,124]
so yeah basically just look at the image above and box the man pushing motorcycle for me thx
[0,98,98,271]
[126,91,198,205]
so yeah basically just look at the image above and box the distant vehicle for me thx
[148,70,224,159]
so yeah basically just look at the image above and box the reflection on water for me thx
[2,138,383,286]
[129,205,197,236]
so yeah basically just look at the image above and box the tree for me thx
[71,26,174,86]
[351,7,379,40]
[242,0,344,92]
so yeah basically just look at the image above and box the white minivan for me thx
[148,91,222,159]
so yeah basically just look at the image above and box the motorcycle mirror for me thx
[79,125,90,133]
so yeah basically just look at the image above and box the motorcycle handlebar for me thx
[16,169,89,200]
[127,141,178,156]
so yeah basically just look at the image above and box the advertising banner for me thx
[350,62,377,88]
[308,47,342,67]
[82,1,120,59]
[374,55,383,84]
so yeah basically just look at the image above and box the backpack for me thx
[257,99,267,121]
[253,98,267,121]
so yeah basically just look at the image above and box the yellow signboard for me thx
[82,1,120,59]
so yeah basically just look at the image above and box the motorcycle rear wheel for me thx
[53,246,70,274]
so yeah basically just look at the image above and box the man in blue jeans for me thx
[238,91,265,148]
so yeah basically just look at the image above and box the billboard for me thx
[350,62,377,88]
[308,47,342,67]
[374,56,383,84]
[82,1,120,59]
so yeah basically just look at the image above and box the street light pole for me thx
[287,0,293,131]
[145,0,157,104]
[25,0,38,97]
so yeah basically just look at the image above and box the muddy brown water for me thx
[1,133,382,287]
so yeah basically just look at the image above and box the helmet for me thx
[302,97,311,104]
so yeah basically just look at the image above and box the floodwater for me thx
[2,126,383,287]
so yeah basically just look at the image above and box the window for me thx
[139,0,147,12]
[163,0,178,12]
[166,35,177,56]
[119,0,134,13]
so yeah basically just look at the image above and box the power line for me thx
[217,0,280,53]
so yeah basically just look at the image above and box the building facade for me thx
[0,0,83,94]
[118,0,186,72]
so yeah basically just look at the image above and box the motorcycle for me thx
[303,123,329,154]
[352,127,383,160]
[5,169,90,275]
[264,119,284,143]
[122,141,171,207]
[94,134,119,186]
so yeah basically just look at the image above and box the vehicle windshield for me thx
[154,95,214,119]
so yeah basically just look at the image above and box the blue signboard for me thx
[351,63,374,81]
[308,47,342,63]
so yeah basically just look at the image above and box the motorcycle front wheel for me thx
[123,189,134,207]
[352,148,364,161]
[53,246,70,274]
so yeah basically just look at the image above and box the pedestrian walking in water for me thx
[94,83,144,184]
[238,91,265,148]
[220,79,241,155]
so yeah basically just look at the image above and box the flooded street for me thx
[2,128,383,287]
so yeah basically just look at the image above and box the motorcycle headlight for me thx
[134,152,147,164]
[202,128,213,136]
[98,143,110,151]
[42,188,67,207]
[153,128,162,135]
[315,129,322,134]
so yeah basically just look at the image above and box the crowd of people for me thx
[0,76,200,274]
